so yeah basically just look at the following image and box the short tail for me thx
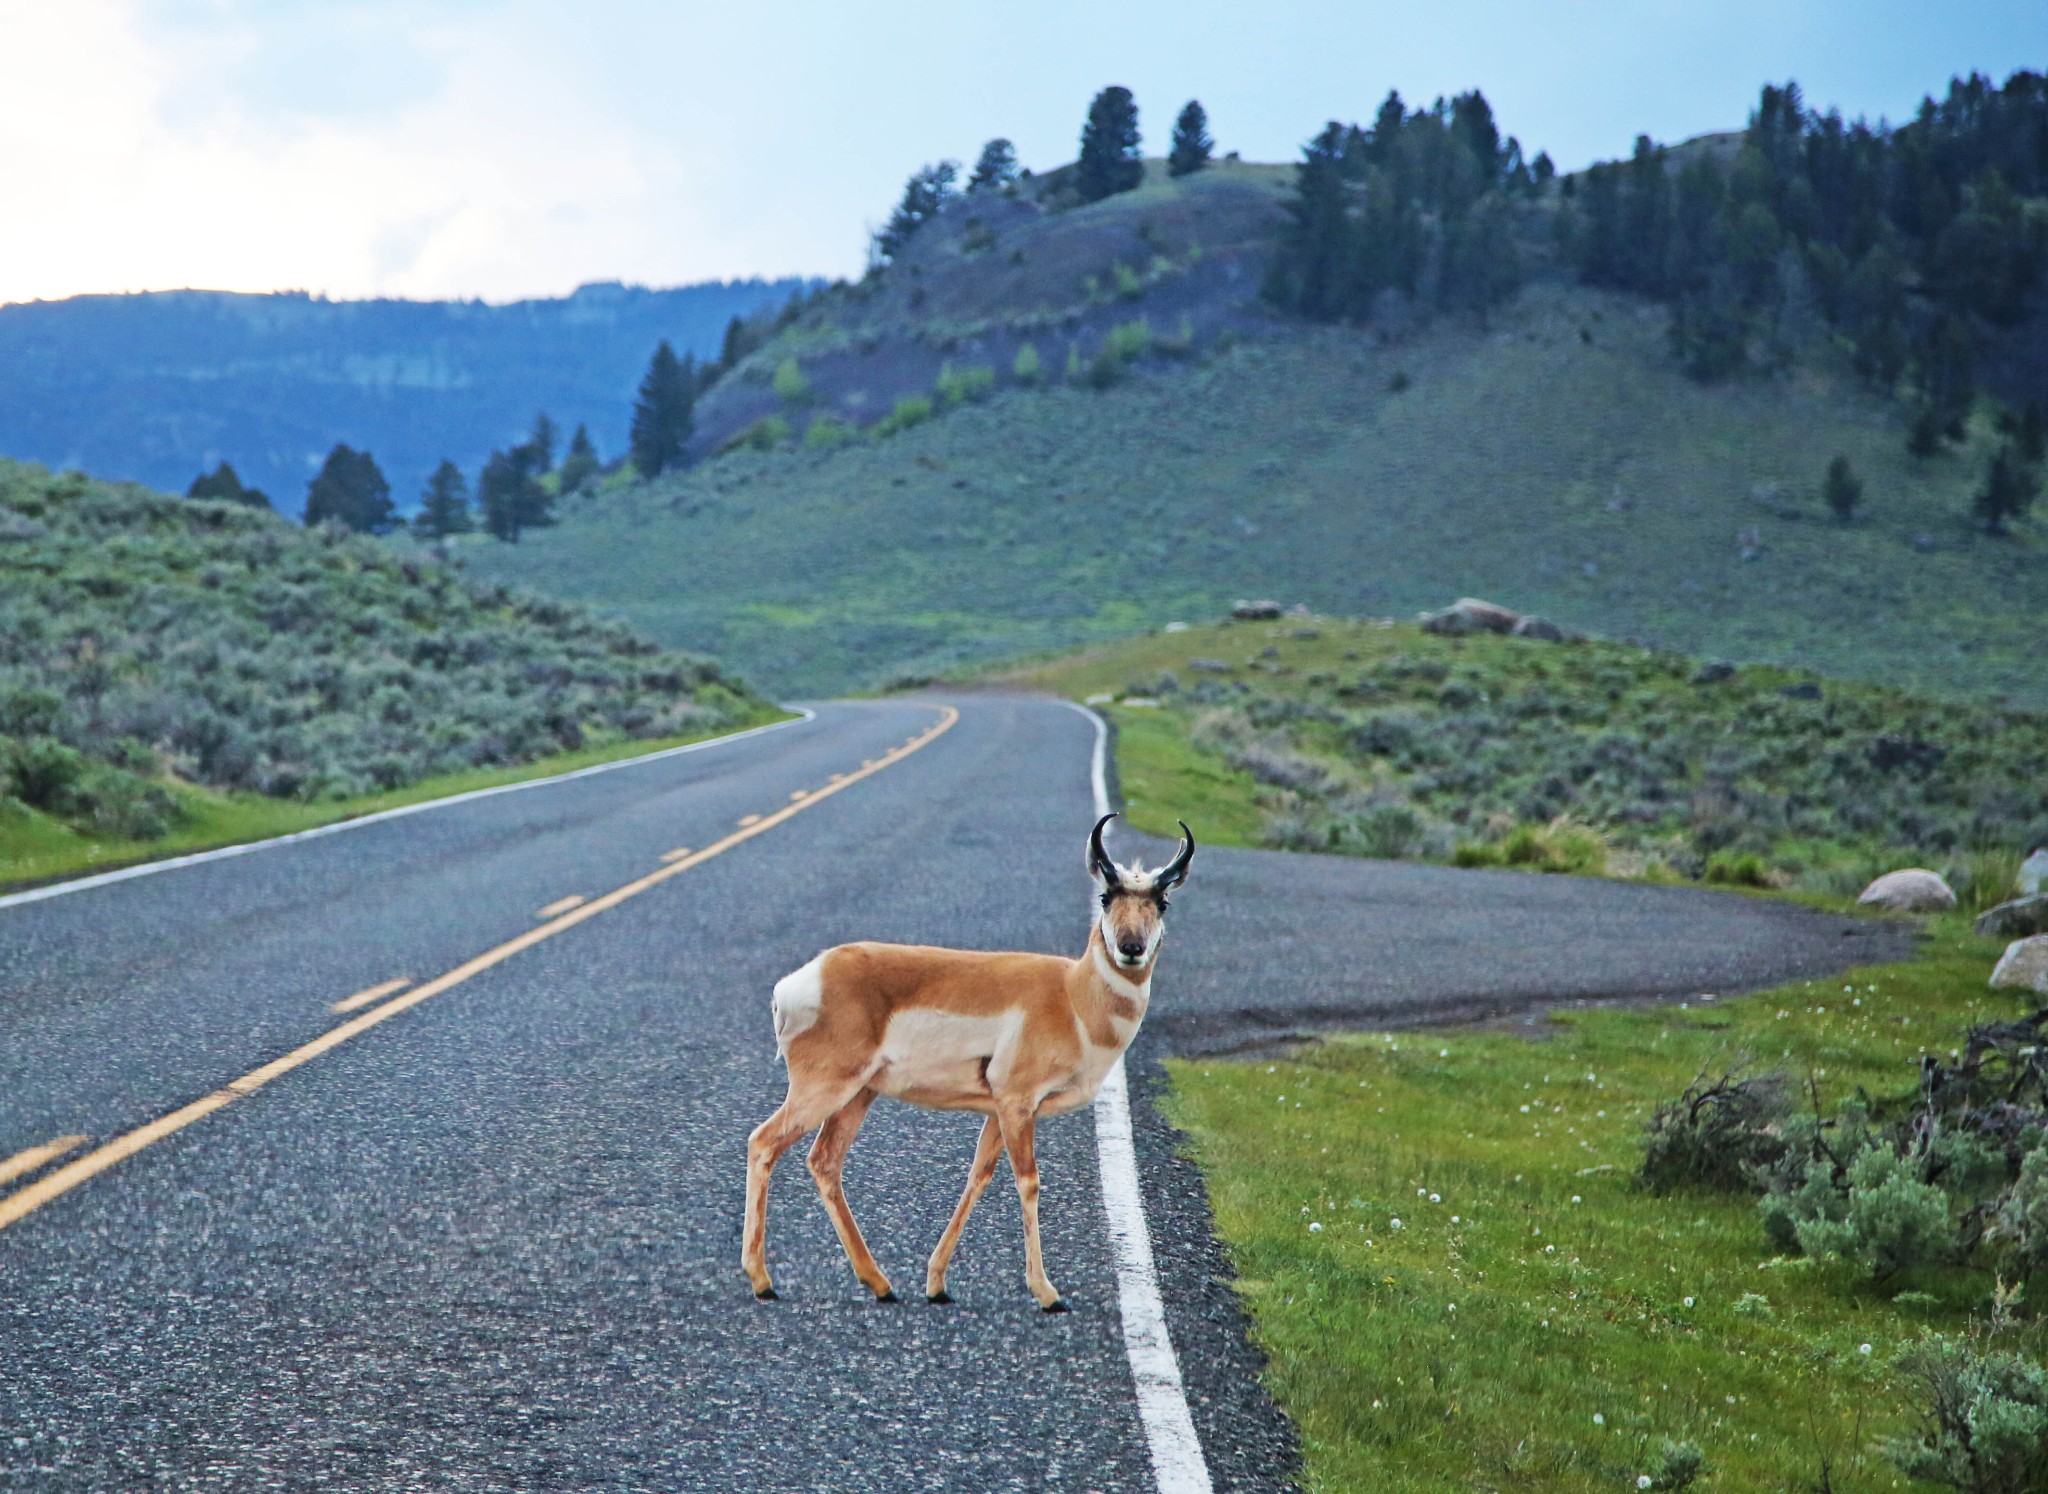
[770,954,826,1061]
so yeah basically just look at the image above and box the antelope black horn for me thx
[1156,821,1196,889]
[1088,812,1121,885]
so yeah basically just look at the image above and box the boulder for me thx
[1511,615,1567,642]
[1691,661,1737,686]
[1990,936,2048,995]
[1977,895,2048,940]
[1231,599,1283,621]
[2019,849,2048,897]
[1857,868,1957,913]
[1420,597,1521,636]
[1188,658,1233,673]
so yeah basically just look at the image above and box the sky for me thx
[0,1,2041,306]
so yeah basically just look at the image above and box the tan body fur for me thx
[741,816,1190,1310]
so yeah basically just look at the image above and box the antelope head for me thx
[1087,813,1194,973]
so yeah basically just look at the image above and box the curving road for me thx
[0,695,1905,1492]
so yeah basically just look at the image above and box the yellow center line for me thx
[0,1135,90,1186]
[0,705,960,1237]
[536,894,587,920]
[330,978,414,1015]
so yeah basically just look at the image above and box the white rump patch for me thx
[771,954,826,1058]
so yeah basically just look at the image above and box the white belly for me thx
[872,1008,1023,1099]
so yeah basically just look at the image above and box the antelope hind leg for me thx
[806,1088,895,1301]
[742,1073,865,1299]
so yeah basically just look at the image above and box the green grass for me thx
[1001,616,2048,896]
[0,707,791,892]
[1105,705,1265,847]
[470,279,2045,704]
[1166,919,2041,1491]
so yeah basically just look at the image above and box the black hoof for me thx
[926,1291,953,1305]
[1042,1298,1070,1314]
[754,1287,779,1301]
[876,1290,900,1303]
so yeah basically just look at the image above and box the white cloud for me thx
[1,0,2041,304]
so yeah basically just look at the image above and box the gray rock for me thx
[1691,661,1737,685]
[1188,658,1233,674]
[1421,597,1521,636]
[1231,599,1283,621]
[1990,936,2048,995]
[2019,850,2048,897]
[1779,682,1823,701]
[1858,868,1958,913]
[1976,895,2048,940]
[1511,615,1567,642]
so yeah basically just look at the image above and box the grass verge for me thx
[1164,916,2043,1490]
[0,706,794,893]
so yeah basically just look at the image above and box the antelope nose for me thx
[1118,938,1146,961]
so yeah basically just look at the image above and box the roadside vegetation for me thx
[1166,919,2047,1490]
[0,459,780,888]
[1002,615,2048,897]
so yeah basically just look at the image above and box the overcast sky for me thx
[1,1,2041,306]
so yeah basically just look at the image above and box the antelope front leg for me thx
[996,1101,1065,1312]
[926,1115,1004,1303]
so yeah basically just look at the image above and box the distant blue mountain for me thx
[0,278,813,516]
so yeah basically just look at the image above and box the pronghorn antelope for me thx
[742,812,1194,1311]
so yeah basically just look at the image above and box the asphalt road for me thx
[0,695,1907,1492]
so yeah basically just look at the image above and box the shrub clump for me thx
[874,394,935,437]
[1882,1333,2048,1494]
[1640,1069,1792,1193]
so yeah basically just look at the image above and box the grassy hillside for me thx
[472,270,2045,704]
[0,460,779,887]
[1000,615,2048,899]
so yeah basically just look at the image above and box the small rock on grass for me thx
[2019,849,2048,897]
[1990,936,2048,995]
[1977,894,2048,940]
[1858,868,1958,913]
[1420,597,1521,636]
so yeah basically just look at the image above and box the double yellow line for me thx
[0,706,959,1237]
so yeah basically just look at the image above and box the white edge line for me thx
[0,708,819,913]
[1062,700,1214,1494]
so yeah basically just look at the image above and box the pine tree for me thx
[2018,403,2045,464]
[874,161,958,261]
[416,459,472,538]
[186,460,270,509]
[967,139,1018,193]
[303,444,395,532]
[630,340,694,478]
[1907,404,1946,458]
[719,314,754,370]
[1168,101,1212,177]
[1823,454,1863,521]
[1975,443,2037,535]
[559,424,599,494]
[1532,151,1556,192]
[1076,86,1143,203]
[1267,122,1355,320]
[526,412,558,473]
[476,446,553,543]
